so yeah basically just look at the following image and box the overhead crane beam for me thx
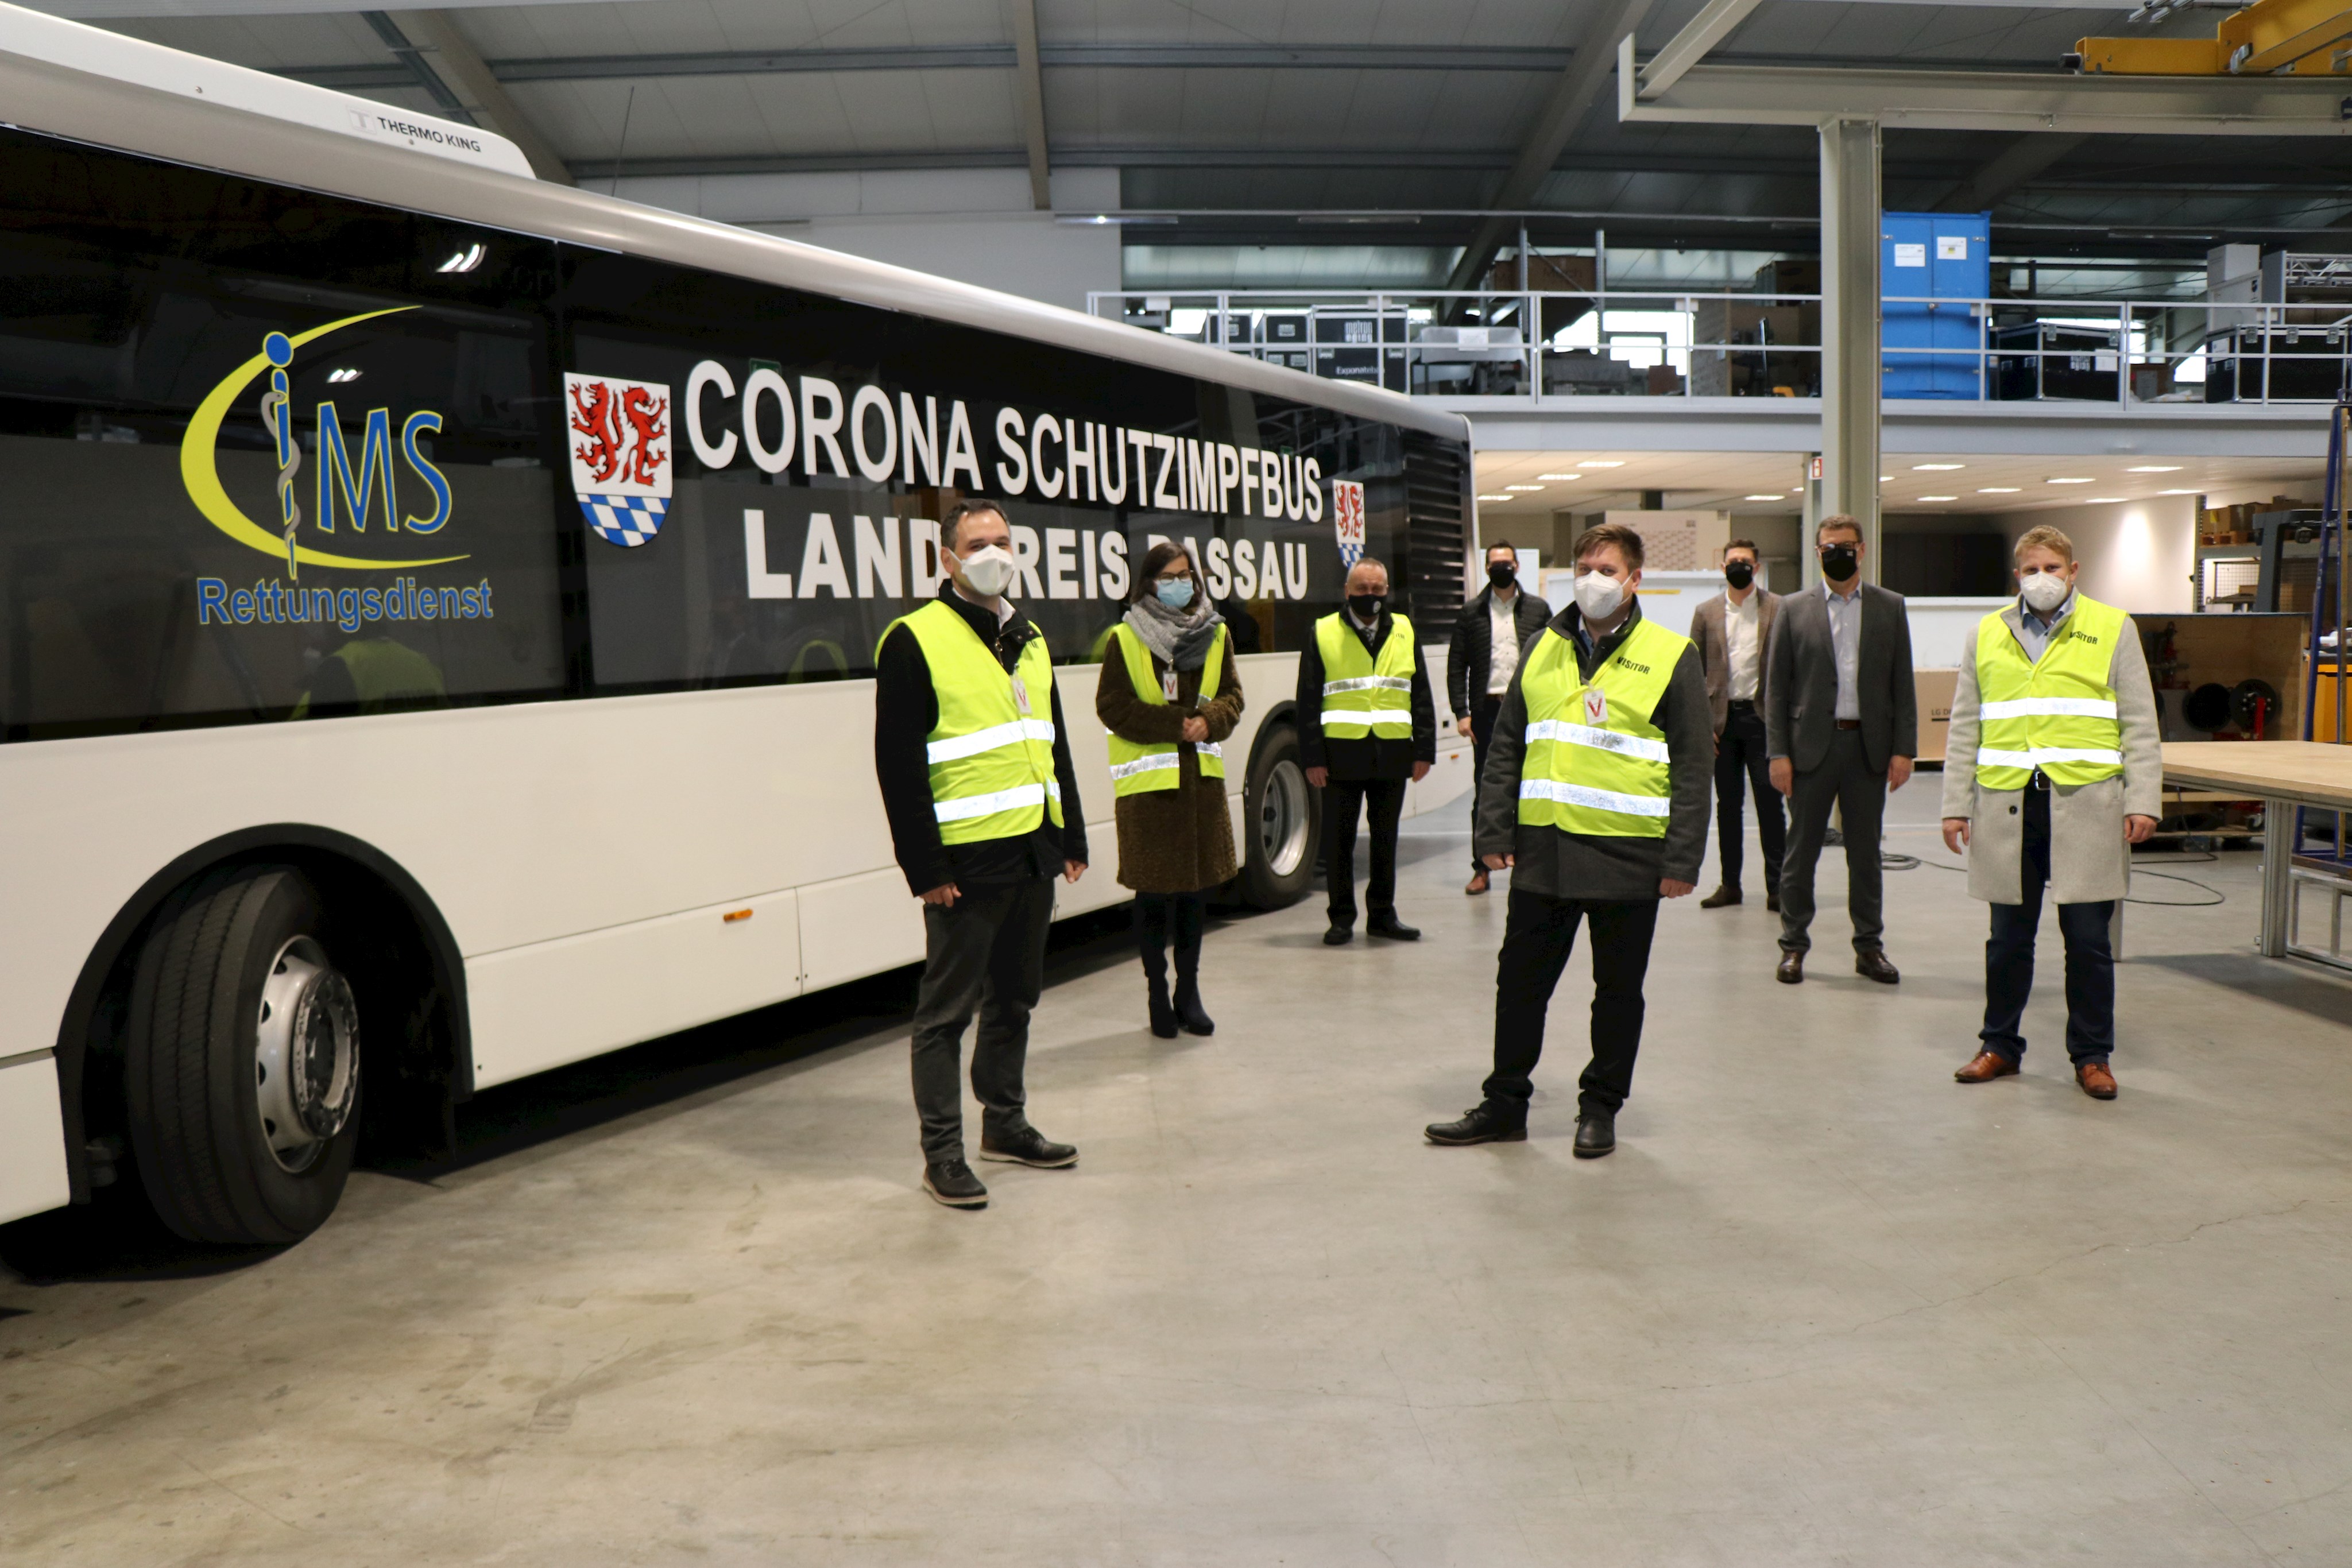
[2073,0,2352,75]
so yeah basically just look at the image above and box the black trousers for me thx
[1469,694,1504,871]
[1713,700,1785,894]
[1324,775,1408,924]
[910,877,1053,1163]
[1481,888,1661,1118]
[1982,785,2115,1065]
[1778,728,1888,955]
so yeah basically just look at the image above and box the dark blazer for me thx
[1295,607,1437,781]
[1446,585,1553,718]
[1689,589,1780,737]
[1764,582,1917,774]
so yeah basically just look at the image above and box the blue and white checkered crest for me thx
[579,493,668,548]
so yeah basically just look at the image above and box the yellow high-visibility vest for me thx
[881,599,1062,845]
[1105,622,1227,796]
[1315,612,1414,740]
[1973,594,2128,789]
[1515,615,1688,838]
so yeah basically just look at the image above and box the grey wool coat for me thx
[1939,601,2163,905]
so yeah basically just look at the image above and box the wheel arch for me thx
[54,824,470,1203]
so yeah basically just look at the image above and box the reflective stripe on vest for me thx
[1972,595,2127,791]
[1105,622,1228,796]
[884,599,1063,845]
[1515,616,1688,839]
[1316,613,1415,738]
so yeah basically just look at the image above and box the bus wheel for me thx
[124,866,361,1245]
[1239,723,1317,909]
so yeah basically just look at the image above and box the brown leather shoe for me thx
[1775,951,1804,984]
[2076,1060,2118,1099]
[1700,885,1742,908]
[1855,950,1901,985]
[1955,1050,2020,1083]
[1464,870,1489,896]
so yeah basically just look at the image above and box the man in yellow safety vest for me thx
[1941,525,2161,1100]
[1426,522,1712,1157]
[1295,555,1436,944]
[874,500,1089,1208]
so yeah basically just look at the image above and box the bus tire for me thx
[1239,723,1318,909]
[123,866,361,1245]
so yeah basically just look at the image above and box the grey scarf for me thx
[1123,593,1223,671]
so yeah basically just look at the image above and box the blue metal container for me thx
[1882,211,1990,399]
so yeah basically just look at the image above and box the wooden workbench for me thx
[2160,740,2352,958]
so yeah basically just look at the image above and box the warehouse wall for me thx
[1998,494,2196,613]
[608,168,1124,314]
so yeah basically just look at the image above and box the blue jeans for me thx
[1981,786,2114,1065]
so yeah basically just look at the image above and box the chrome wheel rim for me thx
[254,936,359,1174]
[1258,757,1312,878]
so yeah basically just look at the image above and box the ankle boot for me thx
[1172,942,1214,1036]
[1139,923,1178,1039]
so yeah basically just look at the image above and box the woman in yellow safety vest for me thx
[1097,541,1245,1037]
[1940,524,2163,1102]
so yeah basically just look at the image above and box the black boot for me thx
[1137,897,1178,1039]
[1173,943,1214,1036]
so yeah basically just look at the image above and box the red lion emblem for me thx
[569,380,668,487]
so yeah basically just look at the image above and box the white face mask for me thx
[2020,570,2070,614]
[954,543,1016,599]
[1574,571,1626,621]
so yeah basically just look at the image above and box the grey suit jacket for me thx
[1690,589,1780,736]
[1764,582,1918,773]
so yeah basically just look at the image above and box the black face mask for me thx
[1348,593,1386,621]
[1724,560,1754,590]
[1820,544,1859,583]
[1487,562,1518,590]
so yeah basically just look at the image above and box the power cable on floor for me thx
[1881,846,2227,906]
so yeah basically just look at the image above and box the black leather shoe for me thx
[978,1126,1077,1168]
[1573,1111,1616,1159]
[1367,913,1421,941]
[1766,890,1781,913]
[923,1159,988,1207]
[1323,924,1353,946]
[1855,950,1901,985]
[1776,951,1804,984]
[1425,1104,1526,1145]
[1699,885,1742,908]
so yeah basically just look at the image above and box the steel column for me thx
[1818,116,1882,576]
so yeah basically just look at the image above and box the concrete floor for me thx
[5,781,2351,1566]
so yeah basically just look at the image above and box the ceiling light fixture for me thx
[1979,486,2021,493]
[1743,494,1785,501]
[1536,473,1583,481]
[2159,488,2199,495]
[2047,477,2094,485]
[2086,497,2125,504]
[1476,493,1511,502]
[1913,463,1963,471]
[1579,460,1624,468]
[2125,465,2182,473]
[1918,495,1958,502]
[1504,483,1544,491]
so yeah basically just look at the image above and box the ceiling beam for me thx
[1636,0,1766,100]
[1007,0,1049,209]
[1442,0,1654,295]
[392,9,573,183]
[1933,132,2087,212]
[356,9,470,121]
[1619,51,2352,135]
[278,42,1584,92]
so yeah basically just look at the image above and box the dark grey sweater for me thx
[1472,600,1713,900]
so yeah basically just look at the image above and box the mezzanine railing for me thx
[1086,288,2352,409]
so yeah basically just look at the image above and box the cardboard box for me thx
[1915,668,1960,763]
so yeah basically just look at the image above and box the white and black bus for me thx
[0,6,1475,1244]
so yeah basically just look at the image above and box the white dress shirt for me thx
[1487,589,1520,695]
[1726,590,1761,702]
[1823,579,1862,722]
